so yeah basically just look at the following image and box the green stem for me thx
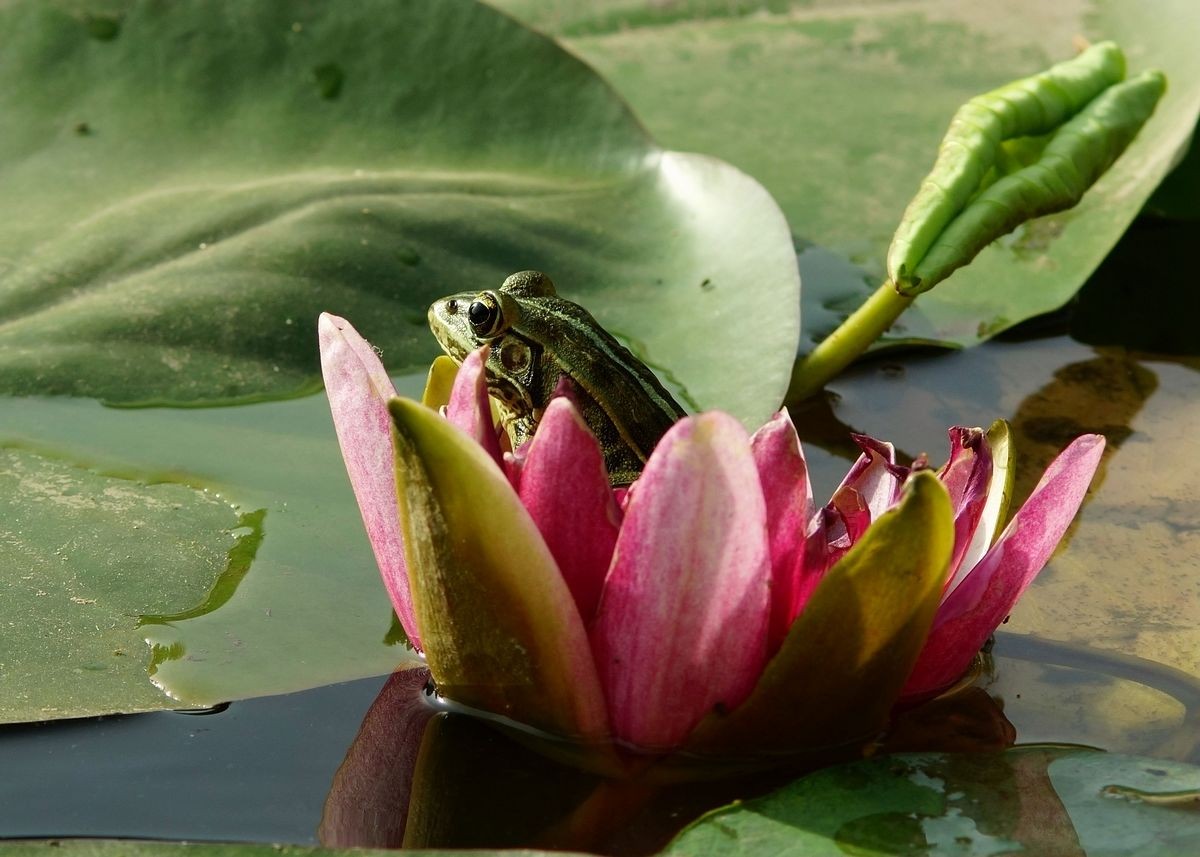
[787,280,914,401]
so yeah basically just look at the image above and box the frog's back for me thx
[517,289,687,466]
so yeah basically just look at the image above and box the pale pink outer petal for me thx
[590,413,771,750]
[445,348,503,465]
[318,313,420,649]
[750,410,812,653]
[519,398,622,625]
[936,427,993,591]
[903,434,1105,698]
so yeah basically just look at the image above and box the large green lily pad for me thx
[496,0,1200,354]
[0,446,242,722]
[0,0,799,424]
[667,748,1200,856]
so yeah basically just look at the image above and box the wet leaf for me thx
[666,748,1200,856]
[0,0,799,428]
[0,392,421,719]
[498,0,1200,352]
[0,447,242,723]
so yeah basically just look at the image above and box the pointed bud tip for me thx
[317,311,348,336]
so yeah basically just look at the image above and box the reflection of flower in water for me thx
[319,668,1019,852]
[319,669,433,848]
[318,312,1102,759]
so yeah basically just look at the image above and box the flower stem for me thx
[787,280,914,401]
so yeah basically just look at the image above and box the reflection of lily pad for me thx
[0,0,798,426]
[499,0,1200,351]
[0,447,242,723]
[668,748,1200,856]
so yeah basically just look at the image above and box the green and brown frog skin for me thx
[428,270,687,486]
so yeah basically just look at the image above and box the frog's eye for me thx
[467,292,507,338]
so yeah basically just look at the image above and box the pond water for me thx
[0,219,1197,853]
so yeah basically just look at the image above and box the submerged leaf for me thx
[0,447,241,723]
[666,748,1200,856]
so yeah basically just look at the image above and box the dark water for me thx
[0,676,388,844]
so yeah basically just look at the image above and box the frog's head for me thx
[427,270,556,361]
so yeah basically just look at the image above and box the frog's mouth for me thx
[427,299,472,363]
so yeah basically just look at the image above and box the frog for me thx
[428,270,687,485]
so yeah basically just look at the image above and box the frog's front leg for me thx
[507,412,539,451]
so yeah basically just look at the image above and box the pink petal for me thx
[445,347,503,465]
[750,410,812,652]
[827,489,871,545]
[903,434,1106,698]
[937,427,993,590]
[519,397,622,624]
[590,413,771,750]
[790,506,839,620]
[831,435,908,530]
[845,435,906,508]
[318,313,420,649]
[947,421,1014,597]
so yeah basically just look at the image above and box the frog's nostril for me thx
[446,299,458,313]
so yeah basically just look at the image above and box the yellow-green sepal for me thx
[687,470,954,758]
[387,397,609,740]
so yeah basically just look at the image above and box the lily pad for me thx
[0,446,243,723]
[0,391,426,715]
[666,748,1200,856]
[498,0,1200,354]
[0,0,799,426]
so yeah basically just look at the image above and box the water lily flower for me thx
[319,313,1103,759]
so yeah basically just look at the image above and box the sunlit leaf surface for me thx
[667,748,1200,856]
[495,0,1200,353]
[0,0,799,424]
